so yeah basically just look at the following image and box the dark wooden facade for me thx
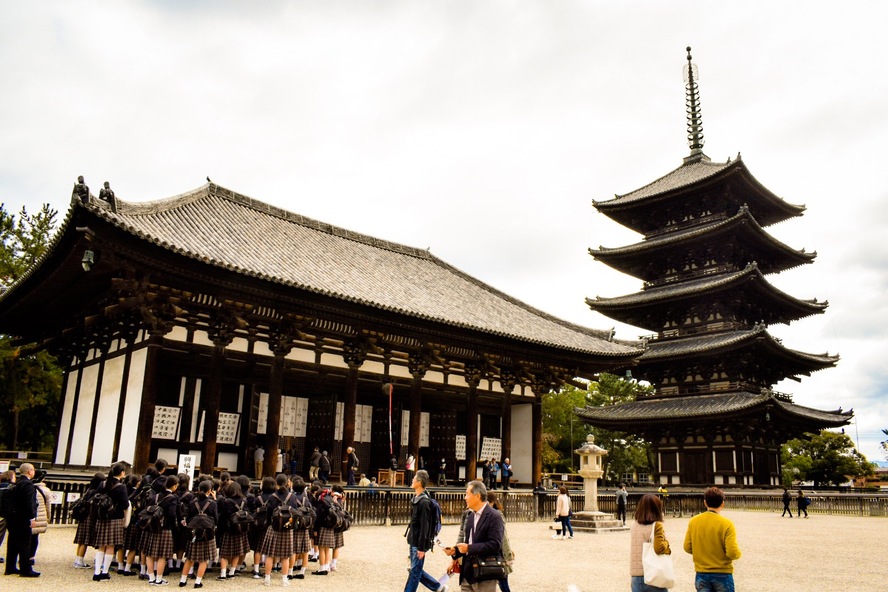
[578,50,851,487]
[0,182,641,485]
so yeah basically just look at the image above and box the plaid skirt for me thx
[73,515,95,546]
[259,526,293,559]
[93,518,125,548]
[316,527,336,549]
[143,529,175,559]
[293,529,311,554]
[333,530,344,550]
[185,539,216,564]
[220,531,250,558]
[124,522,142,553]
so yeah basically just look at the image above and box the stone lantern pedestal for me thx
[571,435,627,533]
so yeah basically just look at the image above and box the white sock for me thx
[195,576,202,584]
[141,563,148,575]
[102,553,114,573]
[228,567,236,576]
[331,559,337,568]
[180,576,187,584]
[124,562,132,572]
[94,551,105,575]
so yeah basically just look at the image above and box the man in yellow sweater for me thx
[683,487,742,592]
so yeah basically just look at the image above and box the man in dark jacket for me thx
[445,480,503,591]
[5,463,39,577]
[404,470,444,592]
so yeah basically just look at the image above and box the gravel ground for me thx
[3,510,883,591]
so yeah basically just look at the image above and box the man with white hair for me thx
[4,463,39,577]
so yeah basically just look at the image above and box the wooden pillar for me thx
[200,343,225,475]
[500,375,515,462]
[408,375,423,465]
[531,393,543,487]
[465,367,481,483]
[134,333,164,473]
[341,343,366,477]
[263,350,286,478]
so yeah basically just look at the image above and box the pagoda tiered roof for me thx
[574,391,852,428]
[587,263,828,331]
[590,206,816,282]
[639,324,838,383]
[593,155,806,234]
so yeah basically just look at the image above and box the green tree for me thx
[781,430,874,487]
[0,202,63,451]
[881,429,888,461]
[542,373,654,482]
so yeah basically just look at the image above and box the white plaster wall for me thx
[91,355,127,466]
[69,361,100,465]
[116,347,147,465]
[167,325,189,343]
[54,367,80,464]
[286,347,315,364]
[320,352,348,369]
[510,404,532,485]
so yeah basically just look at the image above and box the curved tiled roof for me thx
[590,206,816,279]
[589,263,826,314]
[641,325,838,368]
[76,184,640,358]
[574,391,851,425]
[598,157,735,205]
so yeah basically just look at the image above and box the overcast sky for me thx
[2,1,886,462]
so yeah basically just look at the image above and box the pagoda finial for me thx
[683,46,705,161]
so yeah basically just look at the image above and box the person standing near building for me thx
[683,486,742,592]
[781,488,793,518]
[405,454,416,486]
[5,463,39,577]
[616,483,629,526]
[318,451,331,484]
[436,458,447,487]
[309,447,322,481]
[0,470,14,567]
[254,445,265,480]
[403,470,443,592]
[500,459,512,491]
[346,447,359,487]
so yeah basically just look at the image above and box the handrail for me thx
[40,479,888,526]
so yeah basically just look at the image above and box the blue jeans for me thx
[695,572,735,592]
[558,515,573,537]
[404,546,440,592]
[631,575,668,592]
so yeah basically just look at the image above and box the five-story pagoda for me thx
[576,48,852,487]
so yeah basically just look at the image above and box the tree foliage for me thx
[542,373,654,482]
[0,202,62,450]
[781,430,874,487]
[881,429,888,461]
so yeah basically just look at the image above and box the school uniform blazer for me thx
[455,505,504,584]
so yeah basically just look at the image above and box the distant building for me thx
[576,48,851,487]
[0,182,641,483]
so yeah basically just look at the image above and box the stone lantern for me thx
[571,434,625,532]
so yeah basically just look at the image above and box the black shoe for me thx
[294,574,304,580]
[178,582,187,588]
[194,584,203,589]
[5,569,21,576]
[307,557,318,563]
[311,570,328,576]
[216,575,227,580]
[93,574,102,582]
[20,571,41,578]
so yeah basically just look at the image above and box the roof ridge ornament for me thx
[683,46,707,163]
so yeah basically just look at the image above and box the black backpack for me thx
[0,483,16,519]
[89,482,124,521]
[253,495,271,531]
[270,492,296,532]
[70,487,93,521]
[186,500,215,542]
[229,500,255,534]
[318,493,352,533]
[292,494,316,530]
[138,493,167,533]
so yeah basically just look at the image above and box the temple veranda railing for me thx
[40,479,888,525]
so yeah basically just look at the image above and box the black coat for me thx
[454,505,504,584]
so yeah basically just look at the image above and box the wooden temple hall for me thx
[0,180,642,484]
[577,48,852,487]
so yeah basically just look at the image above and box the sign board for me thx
[479,437,502,461]
[152,406,181,440]
[455,435,466,460]
[178,454,197,485]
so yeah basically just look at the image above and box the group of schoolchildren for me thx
[71,459,350,587]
